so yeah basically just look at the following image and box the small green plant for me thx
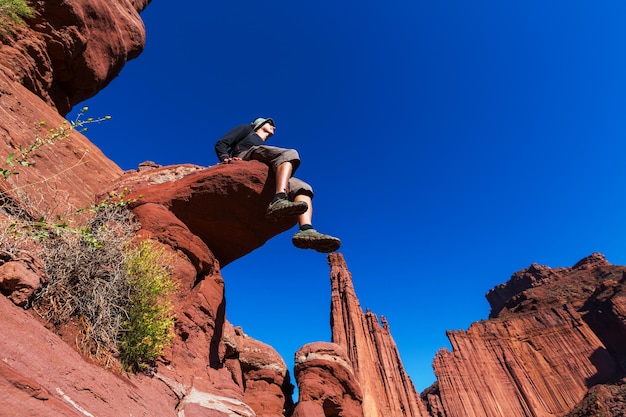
[0,107,111,180]
[118,239,177,371]
[0,0,33,28]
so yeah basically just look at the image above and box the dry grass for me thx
[33,204,139,362]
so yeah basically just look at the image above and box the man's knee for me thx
[288,178,314,199]
[275,149,300,170]
[281,149,300,161]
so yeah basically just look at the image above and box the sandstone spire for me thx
[328,253,430,417]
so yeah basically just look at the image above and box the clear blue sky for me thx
[70,1,626,392]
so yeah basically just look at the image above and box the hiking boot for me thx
[292,229,341,253]
[266,198,308,220]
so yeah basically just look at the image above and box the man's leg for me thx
[291,191,341,253]
[239,146,308,219]
[295,193,312,226]
[266,161,308,220]
[275,161,292,195]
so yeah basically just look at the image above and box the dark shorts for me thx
[238,145,314,199]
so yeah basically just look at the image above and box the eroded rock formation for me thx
[427,253,626,417]
[293,342,363,417]
[0,159,298,416]
[0,0,149,113]
[432,306,614,417]
[109,162,297,416]
[109,161,298,267]
[328,253,430,417]
[0,0,139,215]
[324,251,626,417]
[0,3,297,413]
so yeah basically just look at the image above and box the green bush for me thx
[118,239,177,371]
[0,0,33,31]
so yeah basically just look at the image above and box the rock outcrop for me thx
[328,253,430,417]
[0,159,297,416]
[110,162,296,416]
[322,251,626,417]
[0,0,149,114]
[0,3,297,414]
[0,0,142,215]
[293,342,363,417]
[427,253,626,417]
[109,161,298,267]
[432,306,614,417]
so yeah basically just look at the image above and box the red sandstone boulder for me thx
[225,324,294,417]
[108,161,298,266]
[0,261,41,306]
[293,342,363,417]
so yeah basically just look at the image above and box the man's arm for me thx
[214,124,252,162]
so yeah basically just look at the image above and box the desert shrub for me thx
[1,113,177,371]
[0,193,41,263]
[118,239,177,371]
[33,202,139,364]
[30,199,177,371]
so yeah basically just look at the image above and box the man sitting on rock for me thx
[215,117,341,253]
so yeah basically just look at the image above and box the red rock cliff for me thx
[428,253,626,417]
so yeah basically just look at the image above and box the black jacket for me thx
[214,124,264,162]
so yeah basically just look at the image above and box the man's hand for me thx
[221,157,242,164]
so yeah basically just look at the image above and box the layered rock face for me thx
[432,306,614,417]
[428,253,626,417]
